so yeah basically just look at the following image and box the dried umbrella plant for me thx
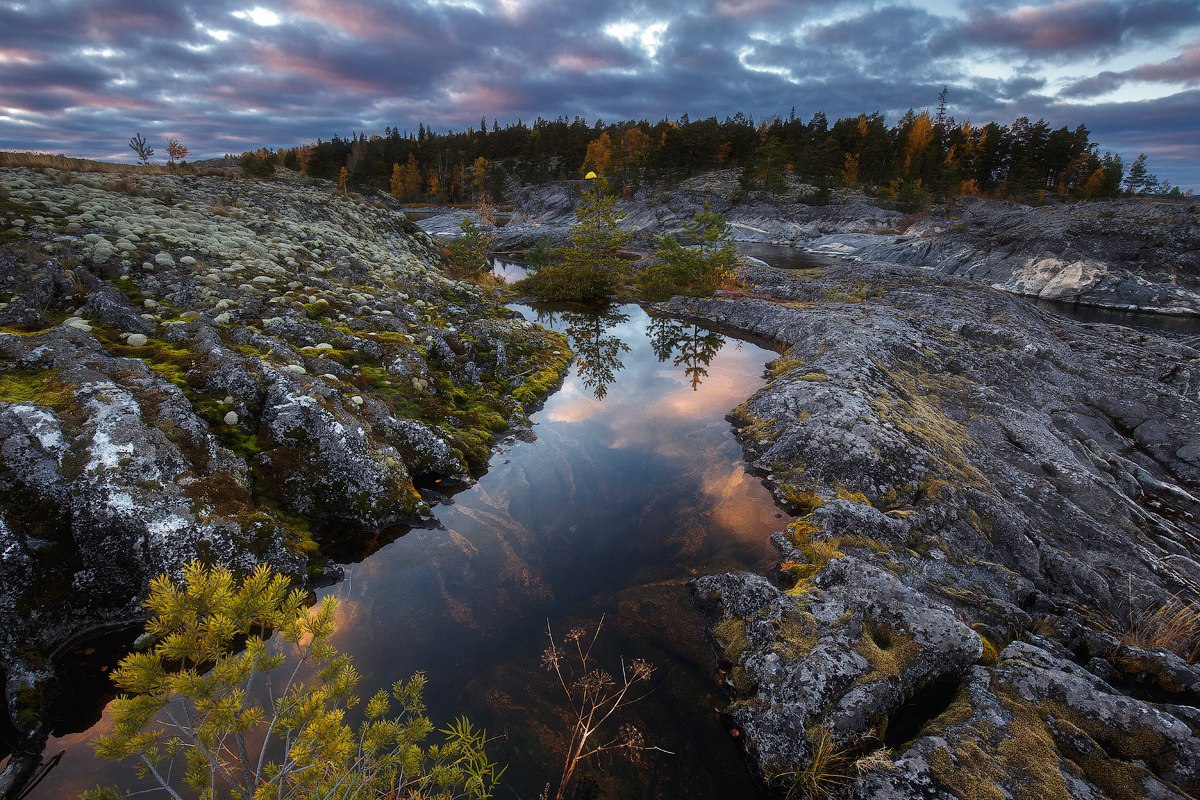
[540,617,670,800]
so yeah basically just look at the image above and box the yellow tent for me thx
[584,171,598,179]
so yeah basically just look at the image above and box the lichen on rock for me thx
[676,256,1200,798]
[0,165,571,754]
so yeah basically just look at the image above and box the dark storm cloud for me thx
[0,0,1198,187]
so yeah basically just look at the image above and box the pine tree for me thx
[640,203,740,299]
[1124,153,1154,195]
[86,562,501,800]
[518,178,631,301]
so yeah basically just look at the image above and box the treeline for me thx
[247,105,1182,209]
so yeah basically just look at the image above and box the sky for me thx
[1,0,1197,189]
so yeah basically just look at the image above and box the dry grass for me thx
[770,727,852,800]
[1122,594,1200,663]
[0,151,226,176]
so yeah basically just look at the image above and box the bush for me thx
[637,203,741,300]
[445,216,493,274]
[240,149,277,178]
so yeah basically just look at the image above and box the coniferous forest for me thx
[245,104,1181,210]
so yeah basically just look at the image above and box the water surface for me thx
[36,299,788,799]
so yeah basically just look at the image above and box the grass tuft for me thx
[769,727,851,800]
[1122,594,1200,663]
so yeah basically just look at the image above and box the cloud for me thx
[956,0,1200,58]
[1063,38,1200,96]
[0,0,1197,188]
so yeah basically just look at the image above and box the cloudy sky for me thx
[1,0,1198,188]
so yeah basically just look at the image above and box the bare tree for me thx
[128,132,153,165]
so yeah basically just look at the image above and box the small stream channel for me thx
[34,262,790,799]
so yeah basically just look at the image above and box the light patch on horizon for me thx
[0,112,39,127]
[232,6,282,26]
[1062,80,1190,105]
[0,48,39,64]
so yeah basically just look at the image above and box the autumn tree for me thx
[338,165,349,196]
[403,153,423,200]
[616,127,651,184]
[85,562,501,800]
[165,139,189,165]
[582,132,614,177]
[900,110,937,180]
[472,156,490,201]
[390,162,403,198]
[239,148,276,178]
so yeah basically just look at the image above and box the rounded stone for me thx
[223,411,239,425]
[126,333,148,347]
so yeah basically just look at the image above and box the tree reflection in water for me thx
[534,306,632,400]
[647,317,726,390]
[530,308,728,399]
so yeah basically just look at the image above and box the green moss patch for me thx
[0,368,74,409]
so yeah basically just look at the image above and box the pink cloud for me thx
[256,44,387,93]
[1131,38,1200,84]
[443,81,523,115]
[285,0,408,41]
[0,46,42,63]
[552,52,619,72]
[964,0,1122,53]
[715,0,790,18]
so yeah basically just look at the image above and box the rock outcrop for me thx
[839,197,1200,315]
[670,258,1200,798]
[421,171,1200,315]
[0,166,569,793]
[417,169,904,252]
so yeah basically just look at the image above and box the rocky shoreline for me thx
[0,166,569,794]
[667,259,1200,798]
[3,163,1198,799]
